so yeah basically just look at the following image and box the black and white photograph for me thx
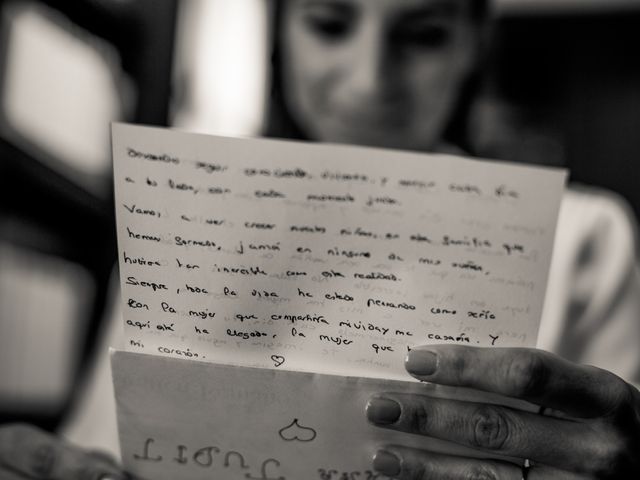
[1,1,639,479]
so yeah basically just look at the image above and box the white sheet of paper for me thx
[111,123,566,479]
[112,123,566,381]
[112,350,533,480]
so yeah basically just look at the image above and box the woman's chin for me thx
[313,123,435,152]
[320,131,433,152]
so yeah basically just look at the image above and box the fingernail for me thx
[373,450,401,476]
[405,349,438,377]
[366,397,401,425]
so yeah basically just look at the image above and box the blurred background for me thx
[0,0,639,431]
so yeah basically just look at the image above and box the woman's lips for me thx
[328,109,409,132]
[319,120,411,148]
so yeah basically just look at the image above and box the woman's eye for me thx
[303,14,353,41]
[394,25,451,49]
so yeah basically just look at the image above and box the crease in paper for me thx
[112,350,531,480]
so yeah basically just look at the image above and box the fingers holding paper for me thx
[367,393,592,471]
[372,447,584,480]
[367,346,640,479]
[403,346,632,418]
[0,423,129,480]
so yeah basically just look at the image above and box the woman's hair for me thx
[264,0,491,154]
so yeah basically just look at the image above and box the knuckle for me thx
[408,402,431,435]
[470,405,512,451]
[602,373,636,421]
[405,461,428,480]
[451,350,471,384]
[463,464,499,480]
[578,366,639,424]
[503,352,548,398]
[587,438,631,478]
[29,443,58,477]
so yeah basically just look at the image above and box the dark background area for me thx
[490,11,640,213]
[0,0,177,431]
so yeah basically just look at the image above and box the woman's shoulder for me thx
[555,183,638,297]
[556,186,640,381]
[556,185,634,256]
[561,184,638,234]
[556,184,638,277]
[538,183,640,368]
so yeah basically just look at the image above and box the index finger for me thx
[405,345,632,418]
[0,424,127,480]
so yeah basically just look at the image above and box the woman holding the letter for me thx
[1,1,638,479]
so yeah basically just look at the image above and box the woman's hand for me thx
[367,346,640,479]
[0,423,129,479]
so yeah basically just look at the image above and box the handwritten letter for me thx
[112,123,566,381]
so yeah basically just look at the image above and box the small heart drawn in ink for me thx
[271,355,285,367]
[278,418,317,442]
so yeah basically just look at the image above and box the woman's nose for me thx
[343,21,398,102]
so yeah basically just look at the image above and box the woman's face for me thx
[281,0,481,151]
